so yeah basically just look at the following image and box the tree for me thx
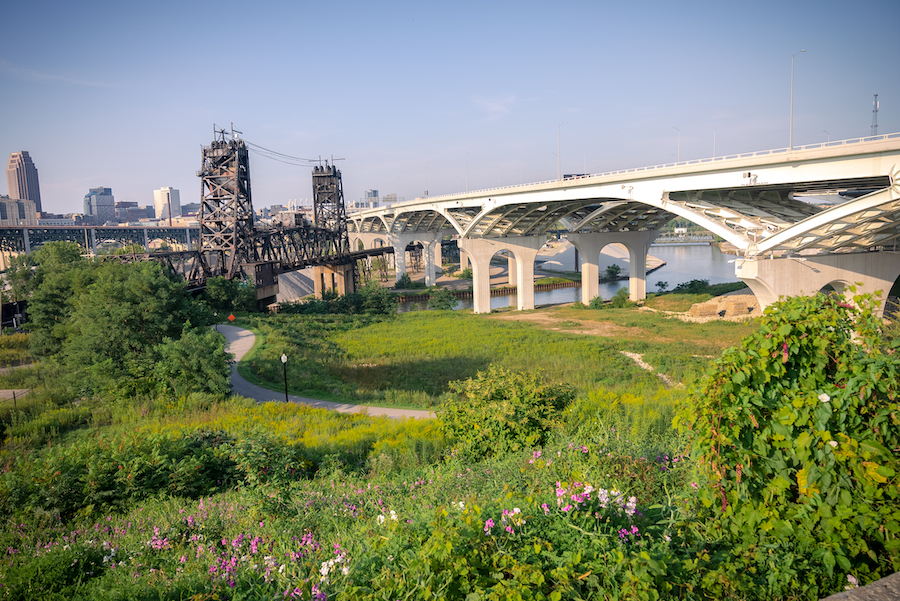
[428,288,458,311]
[152,327,232,396]
[202,276,258,313]
[62,261,209,381]
[604,264,622,280]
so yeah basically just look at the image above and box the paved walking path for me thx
[218,324,435,419]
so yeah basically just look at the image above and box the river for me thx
[399,244,740,312]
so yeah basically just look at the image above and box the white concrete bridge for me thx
[349,133,900,315]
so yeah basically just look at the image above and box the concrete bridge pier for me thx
[392,232,442,286]
[737,251,900,316]
[313,263,356,298]
[569,230,660,304]
[458,236,544,313]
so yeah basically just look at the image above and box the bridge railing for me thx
[401,131,900,205]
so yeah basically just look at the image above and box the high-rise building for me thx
[83,187,116,224]
[153,187,181,224]
[6,151,42,213]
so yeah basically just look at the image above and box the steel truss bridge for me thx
[0,129,391,306]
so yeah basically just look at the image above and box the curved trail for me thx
[218,324,435,419]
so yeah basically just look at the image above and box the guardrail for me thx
[382,132,900,206]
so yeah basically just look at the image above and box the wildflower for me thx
[456,501,465,510]
[541,503,550,515]
[484,518,495,534]
[829,440,838,448]
[389,510,398,521]
[846,575,859,590]
[376,514,385,525]
[818,393,831,403]
[690,482,698,490]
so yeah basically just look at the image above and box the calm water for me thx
[399,244,739,312]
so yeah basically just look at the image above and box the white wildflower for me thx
[818,393,831,403]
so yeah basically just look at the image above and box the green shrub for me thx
[427,288,458,311]
[439,365,575,460]
[678,291,900,591]
[394,272,414,289]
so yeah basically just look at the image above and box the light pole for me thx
[823,130,830,142]
[672,126,680,163]
[584,151,590,176]
[557,122,567,180]
[465,152,470,193]
[713,126,719,158]
[790,49,806,150]
[280,353,288,404]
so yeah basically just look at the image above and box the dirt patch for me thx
[488,311,645,338]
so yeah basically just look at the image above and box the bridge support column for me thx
[508,254,517,286]
[392,232,441,286]
[569,231,660,304]
[458,236,544,314]
[313,263,356,298]
[737,251,900,317]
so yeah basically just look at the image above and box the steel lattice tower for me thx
[312,163,350,256]
[199,128,256,278]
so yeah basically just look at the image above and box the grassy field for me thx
[1,291,888,600]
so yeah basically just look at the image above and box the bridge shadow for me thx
[334,355,493,402]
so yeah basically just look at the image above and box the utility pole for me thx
[871,94,879,136]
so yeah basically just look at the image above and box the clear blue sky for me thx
[2,0,898,215]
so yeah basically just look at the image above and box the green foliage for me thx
[440,365,575,460]
[455,267,473,279]
[203,276,259,313]
[656,280,668,292]
[152,327,232,397]
[0,332,31,365]
[590,287,633,309]
[678,291,900,590]
[427,287,458,310]
[280,282,398,316]
[604,264,622,280]
[672,278,710,293]
[394,272,414,289]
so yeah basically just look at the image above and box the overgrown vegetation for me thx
[0,250,894,600]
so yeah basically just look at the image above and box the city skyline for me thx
[1,0,898,216]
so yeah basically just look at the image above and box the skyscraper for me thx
[6,151,42,213]
[153,187,181,224]
[83,187,116,224]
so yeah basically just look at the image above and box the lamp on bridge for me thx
[672,126,680,163]
[790,49,806,150]
[557,122,567,180]
[281,353,288,404]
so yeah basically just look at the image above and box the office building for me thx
[153,187,181,224]
[83,187,116,224]
[0,195,38,225]
[6,151,42,213]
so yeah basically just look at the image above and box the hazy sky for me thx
[2,0,898,215]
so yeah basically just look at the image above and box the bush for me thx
[439,365,575,460]
[672,278,710,293]
[427,288,458,311]
[394,272,414,289]
[677,291,900,591]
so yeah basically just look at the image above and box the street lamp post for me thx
[280,353,288,404]
[465,152,470,193]
[713,126,719,158]
[557,122,567,180]
[584,152,590,176]
[790,49,806,150]
[824,130,830,142]
[672,126,680,163]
